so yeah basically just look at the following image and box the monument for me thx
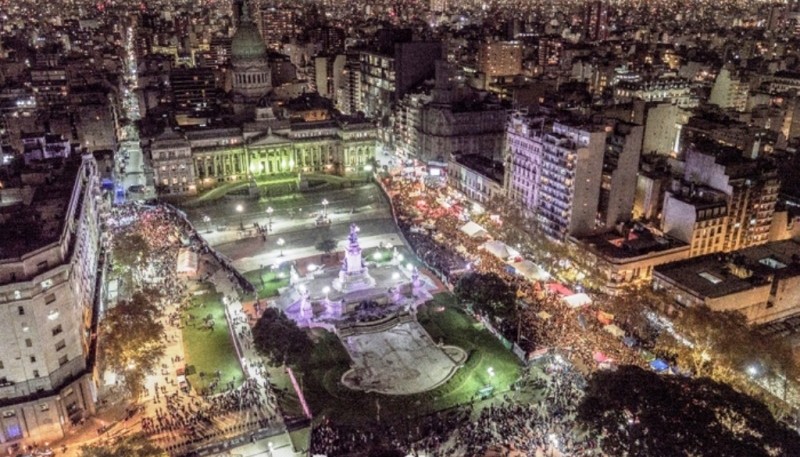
[332,224,377,293]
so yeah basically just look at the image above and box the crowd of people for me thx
[309,355,603,456]
[310,406,472,456]
[448,359,600,456]
[381,175,647,371]
[107,203,278,450]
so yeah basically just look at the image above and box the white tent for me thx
[176,248,199,276]
[481,240,519,260]
[512,260,549,281]
[562,293,592,308]
[460,221,488,238]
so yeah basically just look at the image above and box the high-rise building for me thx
[709,67,749,112]
[337,54,362,115]
[597,121,643,229]
[417,62,506,163]
[642,102,690,156]
[477,41,523,78]
[359,41,443,119]
[584,1,609,42]
[504,112,607,239]
[537,36,563,68]
[169,67,219,113]
[681,143,780,252]
[314,54,347,103]
[258,6,297,50]
[0,154,101,445]
[662,183,729,257]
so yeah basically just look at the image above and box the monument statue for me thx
[332,223,376,293]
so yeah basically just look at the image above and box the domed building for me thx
[231,1,272,115]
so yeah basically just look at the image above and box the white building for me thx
[642,102,690,156]
[709,68,749,112]
[150,130,196,195]
[504,112,606,239]
[0,155,101,450]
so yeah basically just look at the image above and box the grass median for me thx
[182,286,245,393]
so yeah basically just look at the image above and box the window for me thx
[0,360,3,369]
[29,356,36,363]
[38,404,49,412]
[58,355,68,366]
[32,370,39,378]
[45,293,56,305]
[55,340,66,351]
[52,325,62,336]
[17,306,24,316]
[698,271,723,284]
[25,339,32,348]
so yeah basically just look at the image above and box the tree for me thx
[112,231,150,267]
[99,289,165,399]
[454,272,517,320]
[316,238,338,257]
[657,305,799,387]
[79,433,165,457]
[577,365,800,457]
[253,308,312,366]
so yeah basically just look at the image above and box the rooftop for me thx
[578,225,688,261]
[655,255,770,299]
[450,153,504,184]
[0,157,82,260]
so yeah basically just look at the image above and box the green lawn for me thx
[181,286,244,393]
[293,292,521,425]
[243,267,291,299]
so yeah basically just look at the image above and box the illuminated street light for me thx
[277,238,285,256]
[236,204,244,228]
[323,286,331,300]
[322,198,329,217]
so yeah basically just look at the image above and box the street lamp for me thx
[236,204,244,229]
[323,286,331,300]
[321,198,329,218]
[266,206,274,232]
[202,214,211,233]
[277,238,285,256]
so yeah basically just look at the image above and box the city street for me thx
[116,21,151,201]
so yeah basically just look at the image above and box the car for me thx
[128,184,145,193]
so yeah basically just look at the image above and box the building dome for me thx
[231,5,267,62]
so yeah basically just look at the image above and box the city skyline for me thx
[1,0,800,456]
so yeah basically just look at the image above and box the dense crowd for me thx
[448,360,600,456]
[310,407,472,456]
[141,378,276,441]
[382,176,646,371]
[107,203,276,448]
[309,356,602,456]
